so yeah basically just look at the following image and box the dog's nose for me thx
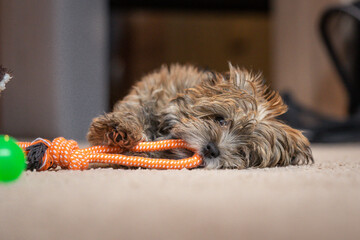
[203,142,220,158]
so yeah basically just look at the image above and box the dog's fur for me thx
[0,66,12,95]
[87,64,313,169]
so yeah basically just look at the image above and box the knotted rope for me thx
[17,137,202,171]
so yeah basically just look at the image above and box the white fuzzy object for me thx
[0,73,11,92]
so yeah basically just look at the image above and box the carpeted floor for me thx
[1,144,360,240]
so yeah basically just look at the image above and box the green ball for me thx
[0,135,26,182]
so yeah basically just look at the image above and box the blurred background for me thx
[0,0,359,142]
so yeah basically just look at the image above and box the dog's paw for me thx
[105,124,144,149]
[87,112,144,149]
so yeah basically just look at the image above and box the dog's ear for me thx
[228,64,287,121]
[246,119,313,167]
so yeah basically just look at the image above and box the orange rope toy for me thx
[17,137,203,171]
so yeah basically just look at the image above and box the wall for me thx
[0,0,109,140]
[272,0,352,118]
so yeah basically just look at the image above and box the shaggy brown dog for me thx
[87,64,313,169]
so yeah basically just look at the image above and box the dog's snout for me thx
[203,142,220,158]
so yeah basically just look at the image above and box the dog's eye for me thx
[214,115,228,126]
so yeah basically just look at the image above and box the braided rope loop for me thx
[18,138,203,171]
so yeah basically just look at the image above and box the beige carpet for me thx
[1,144,360,240]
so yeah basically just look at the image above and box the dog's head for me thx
[161,64,313,169]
